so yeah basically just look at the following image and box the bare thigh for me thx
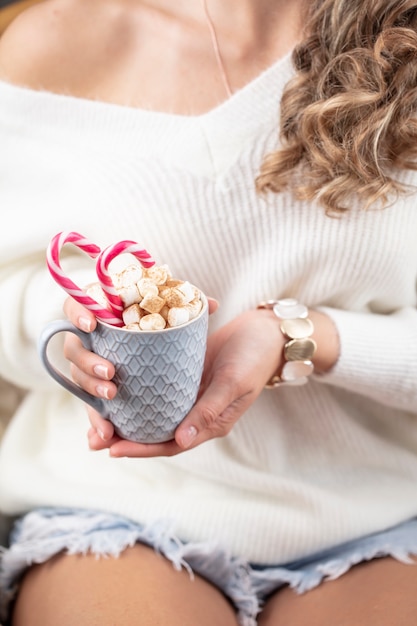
[258,556,417,626]
[11,543,240,626]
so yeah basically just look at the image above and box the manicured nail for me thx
[96,384,110,399]
[178,426,198,448]
[79,316,92,332]
[94,364,109,379]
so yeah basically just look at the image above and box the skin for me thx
[2,1,416,624]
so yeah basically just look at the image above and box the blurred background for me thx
[0,0,41,426]
[0,0,37,548]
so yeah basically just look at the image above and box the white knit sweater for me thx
[1,52,417,565]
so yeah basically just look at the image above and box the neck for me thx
[198,0,304,34]
[146,0,305,50]
[200,0,305,86]
[136,0,305,107]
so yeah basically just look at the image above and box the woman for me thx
[0,0,417,624]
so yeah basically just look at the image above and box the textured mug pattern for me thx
[39,295,208,443]
[93,310,208,442]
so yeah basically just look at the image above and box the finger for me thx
[88,427,121,450]
[63,295,97,332]
[108,437,182,458]
[64,332,116,383]
[87,406,115,441]
[69,359,117,401]
[175,376,245,450]
[207,297,219,315]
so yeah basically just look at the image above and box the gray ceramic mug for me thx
[38,294,208,443]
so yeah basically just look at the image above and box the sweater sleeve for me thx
[313,305,417,413]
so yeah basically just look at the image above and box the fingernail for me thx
[79,316,92,332]
[178,425,198,449]
[96,384,110,399]
[97,429,106,441]
[94,364,109,379]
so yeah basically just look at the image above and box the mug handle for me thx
[38,320,106,415]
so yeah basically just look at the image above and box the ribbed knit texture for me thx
[0,52,417,564]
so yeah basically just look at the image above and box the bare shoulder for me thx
[0,0,120,92]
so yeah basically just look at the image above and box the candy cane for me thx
[46,231,124,326]
[96,240,155,315]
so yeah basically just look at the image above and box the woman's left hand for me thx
[88,308,284,457]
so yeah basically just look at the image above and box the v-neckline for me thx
[0,49,295,124]
[0,50,296,176]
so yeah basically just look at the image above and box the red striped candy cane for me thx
[46,231,124,326]
[96,240,155,315]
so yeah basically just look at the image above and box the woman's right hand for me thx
[62,296,118,408]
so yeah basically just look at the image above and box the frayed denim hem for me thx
[250,518,417,600]
[1,510,417,626]
[0,508,259,626]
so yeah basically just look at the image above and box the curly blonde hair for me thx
[256,0,417,214]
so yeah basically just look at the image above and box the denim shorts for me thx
[1,508,417,626]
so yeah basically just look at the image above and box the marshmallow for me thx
[139,313,167,331]
[159,305,170,321]
[164,287,188,308]
[85,283,111,310]
[167,307,190,327]
[100,262,204,331]
[186,298,203,320]
[137,278,159,298]
[122,303,143,326]
[142,264,171,285]
[111,264,142,289]
[110,272,123,290]
[123,323,142,332]
[165,279,183,288]
[140,294,166,314]
[177,281,195,303]
[118,264,143,287]
[117,284,142,307]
